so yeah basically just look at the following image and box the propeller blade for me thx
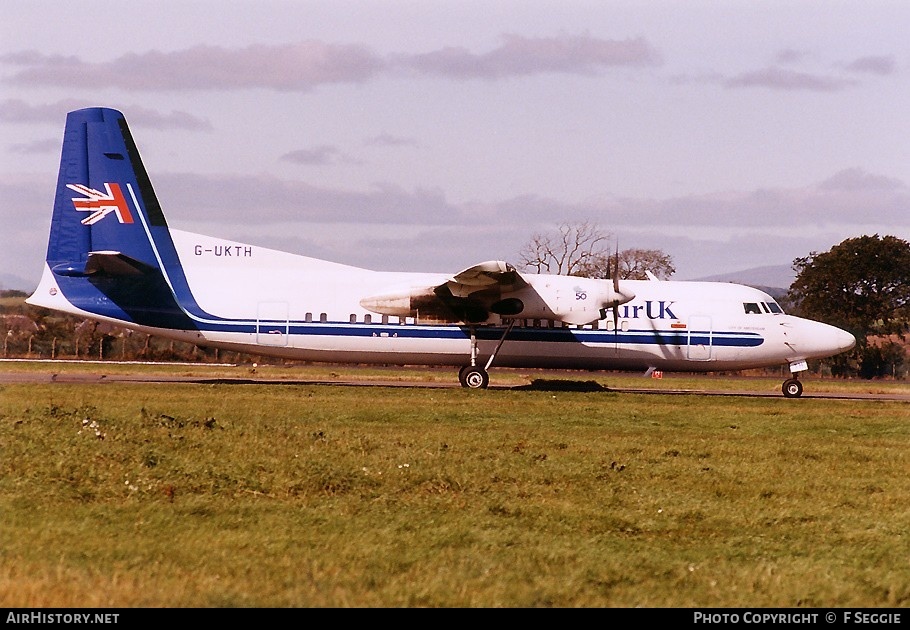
[612,242,620,294]
[612,241,620,336]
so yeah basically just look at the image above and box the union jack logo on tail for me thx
[68,182,134,225]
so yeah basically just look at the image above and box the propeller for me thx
[606,242,635,338]
[611,242,621,331]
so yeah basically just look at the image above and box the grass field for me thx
[1,362,909,607]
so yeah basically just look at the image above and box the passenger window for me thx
[319,313,327,323]
[743,303,761,314]
[364,314,372,324]
[305,312,312,323]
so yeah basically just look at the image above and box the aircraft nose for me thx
[833,326,856,353]
[786,319,856,359]
[813,321,856,356]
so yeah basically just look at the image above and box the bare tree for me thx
[518,221,612,275]
[518,221,675,280]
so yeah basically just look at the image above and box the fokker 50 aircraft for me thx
[28,108,856,397]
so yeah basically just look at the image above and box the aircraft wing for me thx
[445,260,528,298]
[360,260,528,324]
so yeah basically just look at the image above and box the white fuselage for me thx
[30,229,856,373]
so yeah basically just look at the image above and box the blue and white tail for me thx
[28,107,196,330]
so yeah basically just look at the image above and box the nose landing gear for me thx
[782,377,803,398]
[782,359,809,398]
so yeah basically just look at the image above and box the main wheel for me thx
[782,378,803,398]
[459,366,489,389]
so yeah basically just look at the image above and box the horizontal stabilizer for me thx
[51,251,155,278]
[86,251,156,276]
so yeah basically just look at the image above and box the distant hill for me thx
[691,264,794,299]
[0,272,34,294]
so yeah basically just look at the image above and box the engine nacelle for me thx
[511,275,634,325]
[359,285,439,317]
[360,273,635,326]
[359,285,492,323]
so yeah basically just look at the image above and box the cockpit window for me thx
[744,301,785,315]
[764,301,783,314]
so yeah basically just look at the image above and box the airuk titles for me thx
[193,244,253,257]
[620,301,677,320]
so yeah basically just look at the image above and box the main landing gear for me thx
[458,320,516,389]
[458,365,489,389]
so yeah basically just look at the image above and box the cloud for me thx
[327,224,525,272]
[775,49,811,65]
[484,170,910,232]
[125,106,213,131]
[818,168,903,191]
[842,55,896,76]
[155,172,460,224]
[2,42,383,91]
[6,165,909,283]
[2,35,660,92]
[9,138,58,154]
[149,165,910,247]
[0,99,211,130]
[675,50,896,92]
[396,33,661,79]
[0,175,55,211]
[0,98,90,123]
[721,54,897,93]
[280,145,349,166]
[642,178,907,229]
[364,133,419,148]
[723,67,856,91]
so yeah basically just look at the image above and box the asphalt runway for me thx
[2,369,908,401]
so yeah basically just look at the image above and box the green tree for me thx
[577,247,675,280]
[789,234,910,377]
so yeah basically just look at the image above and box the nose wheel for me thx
[782,378,803,398]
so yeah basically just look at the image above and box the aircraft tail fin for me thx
[28,108,195,330]
[42,107,168,275]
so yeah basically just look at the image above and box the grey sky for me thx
[1,0,908,290]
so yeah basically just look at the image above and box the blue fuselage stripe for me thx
[178,321,764,348]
